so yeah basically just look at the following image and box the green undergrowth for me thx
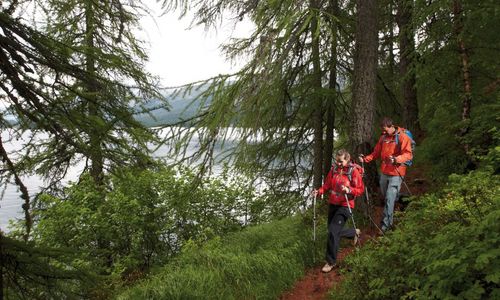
[330,168,500,299]
[116,216,324,300]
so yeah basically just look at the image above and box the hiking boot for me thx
[353,229,361,246]
[321,263,335,273]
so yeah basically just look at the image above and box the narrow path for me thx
[279,212,381,300]
[280,167,429,300]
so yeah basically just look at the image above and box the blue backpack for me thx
[394,128,416,166]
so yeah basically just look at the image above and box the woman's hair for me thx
[335,149,351,161]
[380,117,394,128]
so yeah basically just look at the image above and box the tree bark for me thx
[85,0,104,186]
[351,0,378,190]
[324,0,339,179]
[351,0,378,154]
[397,0,420,134]
[0,232,3,300]
[452,0,472,154]
[310,0,324,189]
[388,0,395,75]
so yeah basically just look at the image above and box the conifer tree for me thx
[350,0,378,157]
[160,0,364,196]
[0,1,162,235]
[413,0,498,174]
[350,0,378,191]
[1,1,163,295]
[323,0,340,179]
[397,0,420,133]
[39,0,163,185]
[310,0,324,189]
[160,0,342,195]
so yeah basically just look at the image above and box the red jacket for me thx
[364,127,413,176]
[318,163,364,208]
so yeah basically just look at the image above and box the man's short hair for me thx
[381,117,394,128]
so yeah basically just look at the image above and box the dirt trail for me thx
[279,212,381,300]
[280,168,429,300]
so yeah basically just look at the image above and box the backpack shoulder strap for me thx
[345,163,357,182]
[395,127,404,146]
[382,132,390,143]
[333,163,363,182]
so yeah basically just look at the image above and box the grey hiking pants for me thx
[379,173,403,231]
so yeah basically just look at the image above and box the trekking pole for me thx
[344,193,359,243]
[394,163,412,196]
[312,193,317,242]
[360,155,385,234]
[360,158,373,217]
[310,192,318,263]
[362,187,384,235]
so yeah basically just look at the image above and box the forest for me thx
[0,0,498,299]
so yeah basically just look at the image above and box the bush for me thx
[116,216,323,300]
[331,168,500,299]
[28,166,259,276]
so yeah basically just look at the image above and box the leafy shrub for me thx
[116,216,323,300]
[331,168,500,299]
[28,166,259,276]
[481,127,500,174]
[247,191,306,224]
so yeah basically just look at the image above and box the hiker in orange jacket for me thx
[359,117,413,233]
[313,149,364,273]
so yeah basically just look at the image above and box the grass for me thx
[116,215,324,300]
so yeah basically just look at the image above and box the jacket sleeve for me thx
[348,167,364,197]
[318,168,333,195]
[364,136,383,163]
[395,132,413,164]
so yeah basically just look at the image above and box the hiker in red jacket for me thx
[359,117,413,233]
[313,149,364,273]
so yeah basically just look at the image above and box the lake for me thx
[0,128,242,231]
[1,127,314,231]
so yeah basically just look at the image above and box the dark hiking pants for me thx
[326,204,356,264]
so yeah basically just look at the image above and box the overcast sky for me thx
[140,5,254,88]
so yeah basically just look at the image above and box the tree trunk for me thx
[85,1,110,268]
[452,0,472,154]
[85,0,104,186]
[0,136,31,241]
[0,233,3,300]
[397,0,420,134]
[310,0,324,189]
[324,0,339,179]
[351,0,378,190]
[351,0,378,154]
[388,0,395,75]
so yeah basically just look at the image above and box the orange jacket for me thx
[318,163,364,208]
[363,127,413,176]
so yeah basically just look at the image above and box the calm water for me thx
[1,127,312,231]
[0,128,236,231]
[0,133,86,230]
